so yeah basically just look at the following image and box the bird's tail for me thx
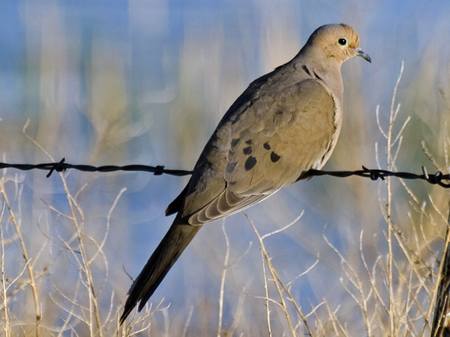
[120,218,200,323]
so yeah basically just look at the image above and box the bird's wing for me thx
[177,77,337,225]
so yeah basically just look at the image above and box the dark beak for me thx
[356,49,371,63]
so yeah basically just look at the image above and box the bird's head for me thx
[306,23,371,64]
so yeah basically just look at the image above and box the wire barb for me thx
[46,157,67,177]
[0,160,448,188]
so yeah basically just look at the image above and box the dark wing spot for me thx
[243,146,252,155]
[226,161,237,173]
[245,139,252,145]
[270,152,281,163]
[273,110,283,124]
[301,65,312,77]
[313,71,323,81]
[263,142,271,150]
[231,138,240,147]
[245,156,257,171]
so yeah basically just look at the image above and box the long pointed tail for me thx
[120,219,200,323]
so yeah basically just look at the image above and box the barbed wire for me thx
[0,158,448,188]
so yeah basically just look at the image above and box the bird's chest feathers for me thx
[311,95,342,170]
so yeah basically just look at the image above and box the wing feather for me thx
[173,77,337,225]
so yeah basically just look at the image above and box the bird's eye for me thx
[338,38,347,46]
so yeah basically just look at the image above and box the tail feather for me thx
[120,219,200,323]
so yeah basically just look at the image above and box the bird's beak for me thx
[356,48,371,63]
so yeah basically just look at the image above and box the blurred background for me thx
[0,0,449,336]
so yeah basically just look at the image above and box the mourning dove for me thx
[121,23,371,322]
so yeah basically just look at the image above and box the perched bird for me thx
[121,23,371,322]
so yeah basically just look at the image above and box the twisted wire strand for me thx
[0,159,448,188]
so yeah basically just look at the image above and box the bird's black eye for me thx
[338,38,347,46]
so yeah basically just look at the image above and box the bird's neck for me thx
[290,51,344,101]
